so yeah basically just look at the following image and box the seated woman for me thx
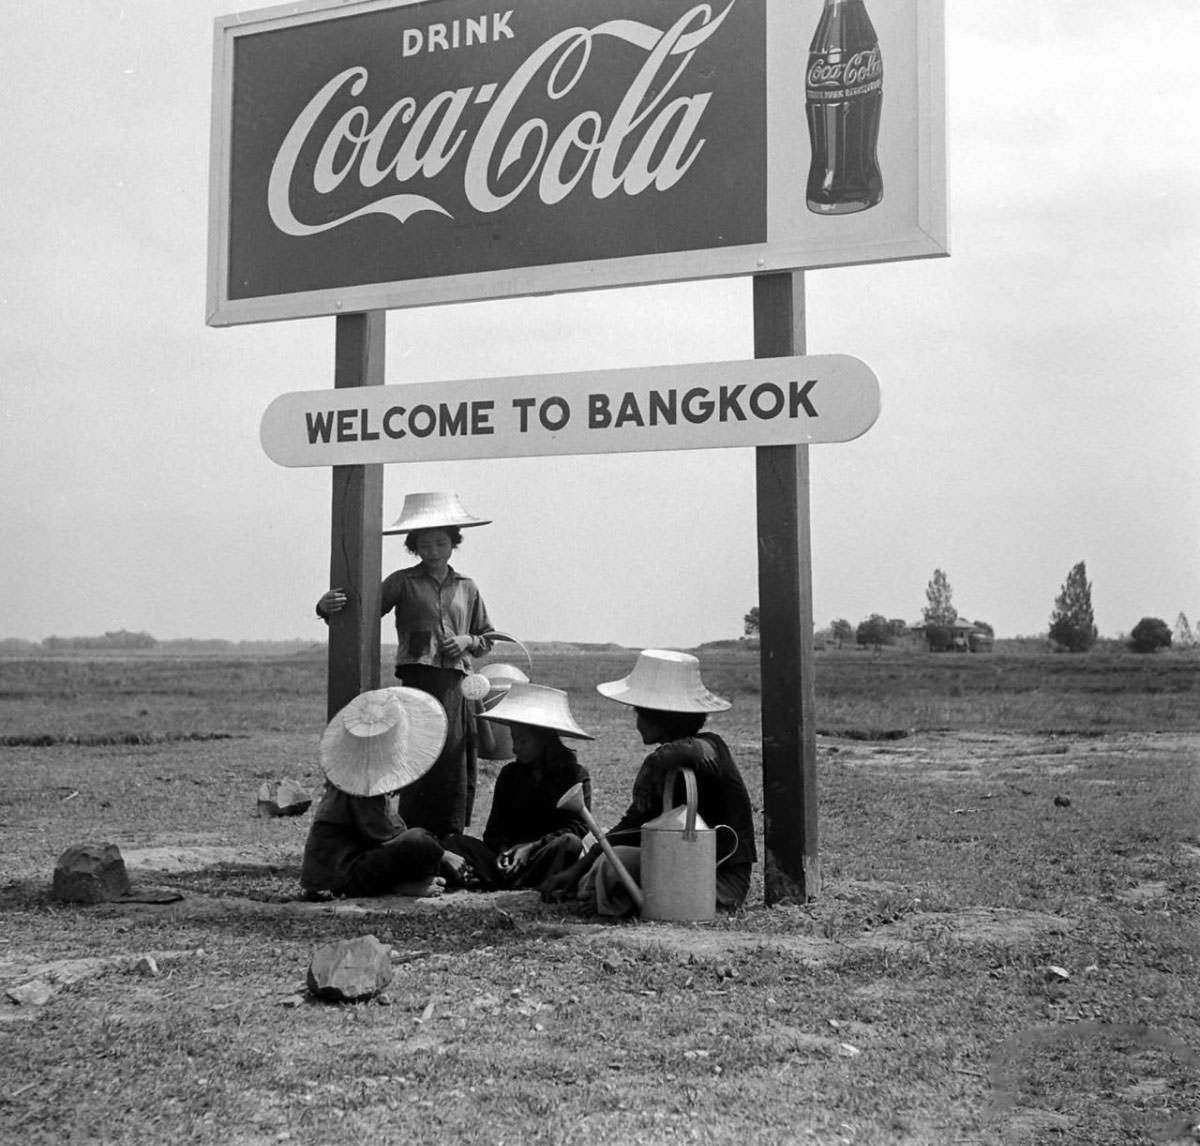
[542,649,757,914]
[444,682,593,891]
[300,687,460,899]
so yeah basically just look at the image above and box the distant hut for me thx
[914,620,993,653]
[967,624,994,653]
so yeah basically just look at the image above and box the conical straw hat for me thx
[478,682,594,740]
[596,649,731,713]
[320,687,447,797]
[382,491,491,535]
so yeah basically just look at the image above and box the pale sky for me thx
[2,1,1197,648]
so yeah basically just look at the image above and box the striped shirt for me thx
[380,563,493,672]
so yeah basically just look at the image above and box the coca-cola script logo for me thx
[805,47,882,96]
[223,0,766,300]
[268,2,737,237]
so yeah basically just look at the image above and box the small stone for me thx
[307,935,393,1002]
[134,956,159,977]
[52,843,131,903]
[257,780,312,818]
[7,979,55,1006]
[1054,795,1071,807]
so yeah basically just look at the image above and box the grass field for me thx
[1,647,1198,1145]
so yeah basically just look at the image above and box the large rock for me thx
[51,843,131,903]
[256,779,312,818]
[307,935,393,1002]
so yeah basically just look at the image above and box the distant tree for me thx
[1174,612,1196,649]
[830,619,854,647]
[43,630,157,651]
[887,618,908,639]
[743,606,760,637]
[102,630,157,650]
[972,620,994,637]
[856,614,893,649]
[1048,561,1097,652]
[1129,617,1172,654]
[922,569,958,627]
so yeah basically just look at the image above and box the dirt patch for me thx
[829,729,1198,786]
[55,856,1076,971]
[863,906,1073,947]
[567,905,1075,964]
[122,845,278,873]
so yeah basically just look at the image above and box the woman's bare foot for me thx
[392,875,446,898]
[442,851,467,879]
[440,852,480,889]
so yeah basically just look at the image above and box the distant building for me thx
[912,620,994,653]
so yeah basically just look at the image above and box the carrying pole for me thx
[325,312,386,722]
[753,273,821,903]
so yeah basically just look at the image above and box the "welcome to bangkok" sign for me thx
[208,0,945,326]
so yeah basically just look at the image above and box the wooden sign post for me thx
[325,311,385,722]
[754,272,820,904]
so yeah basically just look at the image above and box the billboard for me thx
[208,0,945,326]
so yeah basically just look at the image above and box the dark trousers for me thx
[394,665,477,838]
[443,833,583,892]
[342,828,443,897]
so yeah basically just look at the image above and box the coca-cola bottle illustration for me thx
[805,0,883,215]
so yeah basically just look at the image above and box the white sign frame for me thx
[208,0,946,327]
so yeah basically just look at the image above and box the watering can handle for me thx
[482,631,533,681]
[661,768,699,841]
[715,825,739,869]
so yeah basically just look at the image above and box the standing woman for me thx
[317,491,494,839]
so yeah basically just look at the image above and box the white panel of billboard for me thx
[208,0,945,326]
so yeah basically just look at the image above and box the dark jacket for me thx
[607,732,757,880]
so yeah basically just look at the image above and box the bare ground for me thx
[6,728,1194,967]
[3,729,1198,1144]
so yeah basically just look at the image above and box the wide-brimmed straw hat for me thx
[382,491,491,536]
[596,649,731,713]
[479,682,594,740]
[320,687,448,796]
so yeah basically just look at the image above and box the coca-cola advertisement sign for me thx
[208,0,945,326]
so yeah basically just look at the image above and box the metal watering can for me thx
[641,768,738,923]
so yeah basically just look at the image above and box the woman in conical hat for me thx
[442,682,594,892]
[316,492,495,840]
[542,649,757,914]
[300,687,461,899]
